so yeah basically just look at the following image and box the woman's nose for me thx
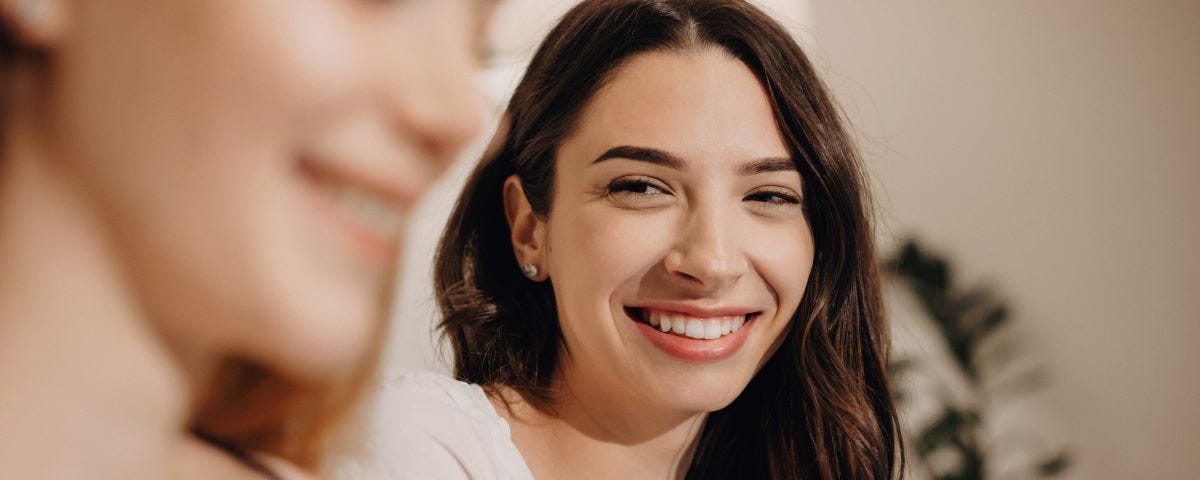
[380,5,483,170]
[663,204,748,292]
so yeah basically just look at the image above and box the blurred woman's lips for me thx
[296,157,416,264]
[623,305,760,362]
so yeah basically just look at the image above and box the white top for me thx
[334,372,534,480]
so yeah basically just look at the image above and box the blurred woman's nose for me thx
[663,203,749,293]
[383,11,483,169]
[408,58,481,164]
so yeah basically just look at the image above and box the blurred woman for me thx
[0,0,489,478]
[344,0,901,479]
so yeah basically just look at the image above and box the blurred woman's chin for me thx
[254,293,381,385]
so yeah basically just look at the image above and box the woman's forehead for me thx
[565,49,789,168]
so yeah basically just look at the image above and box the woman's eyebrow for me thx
[592,145,795,176]
[592,145,685,169]
[738,158,797,176]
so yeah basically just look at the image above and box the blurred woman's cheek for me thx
[37,0,487,381]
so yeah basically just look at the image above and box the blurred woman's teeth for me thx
[643,310,746,339]
[334,186,404,237]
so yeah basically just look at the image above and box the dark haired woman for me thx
[0,0,489,478]
[344,0,901,478]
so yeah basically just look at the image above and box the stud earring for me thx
[521,264,539,280]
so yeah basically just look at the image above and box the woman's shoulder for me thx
[334,371,532,480]
[374,372,492,416]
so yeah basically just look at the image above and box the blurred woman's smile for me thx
[298,157,415,265]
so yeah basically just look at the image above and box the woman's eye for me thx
[745,189,801,205]
[603,177,674,209]
[607,178,668,196]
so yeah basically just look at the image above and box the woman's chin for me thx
[643,372,751,414]
[250,295,380,385]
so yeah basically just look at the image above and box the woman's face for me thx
[42,0,486,380]
[539,48,814,414]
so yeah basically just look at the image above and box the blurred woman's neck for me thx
[0,65,192,478]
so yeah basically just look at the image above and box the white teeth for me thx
[671,315,686,334]
[642,309,749,340]
[333,186,405,237]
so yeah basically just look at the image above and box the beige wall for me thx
[387,1,1200,478]
[806,1,1200,478]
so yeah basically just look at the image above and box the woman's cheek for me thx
[754,223,815,306]
[573,207,674,279]
[261,6,368,105]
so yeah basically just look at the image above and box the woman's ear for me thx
[503,175,547,281]
[1,0,68,50]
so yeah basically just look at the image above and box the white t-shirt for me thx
[334,372,534,480]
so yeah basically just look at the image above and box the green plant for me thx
[886,240,1069,480]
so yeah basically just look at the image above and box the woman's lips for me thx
[625,307,758,362]
[296,157,413,264]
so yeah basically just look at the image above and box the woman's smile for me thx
[635,307,752,340]
[623,305,760,362]
[298,156,417,265]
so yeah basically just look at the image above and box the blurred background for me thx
[386,1,1200,479]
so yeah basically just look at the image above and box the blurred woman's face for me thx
[542,49,814,414]
[43,0,484,381]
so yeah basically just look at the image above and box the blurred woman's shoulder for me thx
[334,372,532,480]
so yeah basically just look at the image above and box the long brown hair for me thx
[436,0,901,478]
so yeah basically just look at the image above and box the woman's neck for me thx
[0,112,192,477]
[495,368,707,480]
